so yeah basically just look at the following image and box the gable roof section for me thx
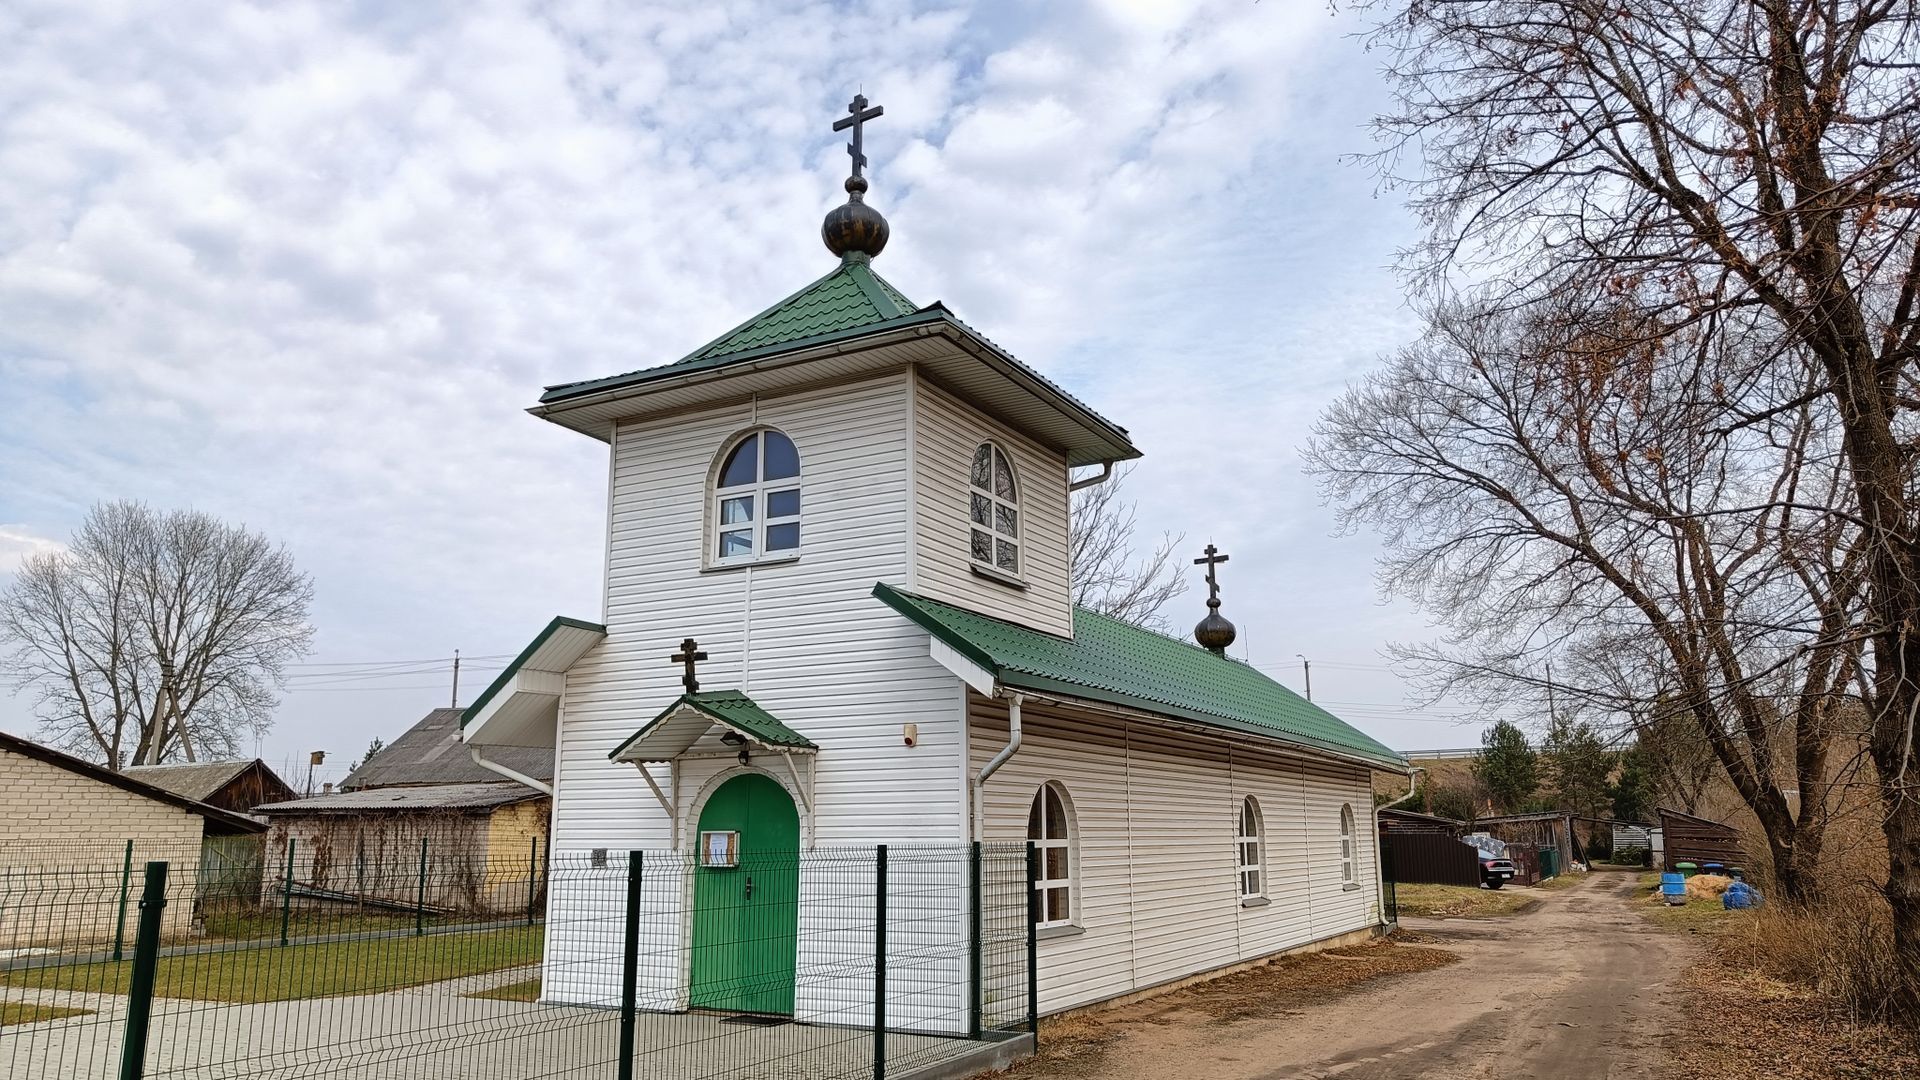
[0,730,266,833]
[123,760,258,802]
[872,583,1407,771]
[459,616,607,749]
[609,690,816,764]
[344,708,552,790]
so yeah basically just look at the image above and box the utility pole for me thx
[1296,654,1312,702]
[451,649,461,709]
[1545,660,1558,724]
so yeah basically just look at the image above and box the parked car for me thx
[1461,832,1517,889]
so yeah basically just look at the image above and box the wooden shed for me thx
[1656,806,1744,873]
[125,759,295,815]
[1472,811,1578,877]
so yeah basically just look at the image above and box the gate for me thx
[1379,832,1480,887]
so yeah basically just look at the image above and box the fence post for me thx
[617,850,643,1080]
[873,844,889,1080]
[968,840,982,1041]
[415,836,429,936]
[117,861,168,1080]
[1025,840,1038,1041]
[112,839,134,961]
[279,837,295,947]
[527,835,539,925]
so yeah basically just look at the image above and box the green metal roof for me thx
[872,583,1407,770]
[608,690,817,763]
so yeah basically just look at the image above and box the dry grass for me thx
[1529,872,1583,891]
[1394,883,1534,917]
[0,1002,89,1027]
[1666,963,1920,1079]
[996,937,1457,1077]
[1633,872,1749,935]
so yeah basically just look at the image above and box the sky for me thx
[0,0,1494,789]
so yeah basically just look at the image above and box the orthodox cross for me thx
[1194,544,1230,608]
[832,93,884,180]
[670,637,708,695]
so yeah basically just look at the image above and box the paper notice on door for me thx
[701,830,738,868]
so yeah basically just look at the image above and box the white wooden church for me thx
[460,95,1410,1027]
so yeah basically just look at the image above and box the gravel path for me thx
[1012,868,1687,1080]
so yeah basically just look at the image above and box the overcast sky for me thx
[0,0,1494,788]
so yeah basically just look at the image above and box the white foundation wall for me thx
[968,694,1383,1015]
[542,370,972,1018]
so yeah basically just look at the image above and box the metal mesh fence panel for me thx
[0,841,1032,1080]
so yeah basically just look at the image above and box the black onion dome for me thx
[1195,610,1238,654]
[822,176,889,258]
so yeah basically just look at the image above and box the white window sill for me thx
[1036,924,1084,941]
[1240,896,1270,908]
[702,554,801,574]
[970,563,1028,590]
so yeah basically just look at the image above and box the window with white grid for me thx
[1028,782,1074,928]
[1237,796,1265,899]
[711,429,801,565]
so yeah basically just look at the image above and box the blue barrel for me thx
[1660,872,1686,905]
[1702,862,1726,876]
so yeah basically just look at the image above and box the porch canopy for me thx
[609,690,818,824]
[460,616,606,749]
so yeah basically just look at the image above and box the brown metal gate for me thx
[1380,831,1481,887]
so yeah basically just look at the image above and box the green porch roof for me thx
[872,582,1407,770]
[608,690,816,763]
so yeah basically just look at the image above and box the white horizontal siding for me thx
[545,370,972,1016]
[970,694,1385,1015]
[911,374,1074,637]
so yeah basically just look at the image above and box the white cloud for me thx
[0,526,62,575]
[0,0,1481,771]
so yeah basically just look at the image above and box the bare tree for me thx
[1308,300,1856,901]
[1069,466,1187,630]
[0,502,314,767]
[1355,0,1920,1011]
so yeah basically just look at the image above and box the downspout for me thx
[469,747,554,797]
[1374,767,1421,927]
[1069,462,1115,492]
[971,692,1024,842]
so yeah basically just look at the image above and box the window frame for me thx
[1237,796,1265,901]
[968,442,1021,579]
[1339,803,1356,884]
[709,429,802,568]
[1027,781,1076,930]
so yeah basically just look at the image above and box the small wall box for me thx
[700,831,740,868]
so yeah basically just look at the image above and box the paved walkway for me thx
[0,963,985,1080]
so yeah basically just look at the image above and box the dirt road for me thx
[1023,869,1688,1080]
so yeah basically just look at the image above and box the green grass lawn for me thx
[0,926,542,1003]
[468,977,541,1002]
[0,1002,90,1027]
[1394,883,1535,917]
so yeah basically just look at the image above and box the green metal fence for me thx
[0,842,1035,1080]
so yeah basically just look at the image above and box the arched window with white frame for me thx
[1339,803,1357,884]
[969,442,1020,576]
[1027,781,1075,928]
[711,429,801,565]
[1237,796,1265,900]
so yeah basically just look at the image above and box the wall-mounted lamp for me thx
[720,730,750,765]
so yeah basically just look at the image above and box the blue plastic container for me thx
[1702,862,1726,876]
[1660,871,1687,905]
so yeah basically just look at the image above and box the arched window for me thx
[969,443,1019,576]
[712,430,801,564]
[1339,803,1357,884]
[1027,782,1075,928]
[1237,796,1265,900]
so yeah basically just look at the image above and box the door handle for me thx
[744,875,754,900]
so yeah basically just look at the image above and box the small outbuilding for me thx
[0,730,265,943]
[1472,810,1579,880]
[252,707,553,916]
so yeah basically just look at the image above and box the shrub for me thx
[1722,881,1910,1029]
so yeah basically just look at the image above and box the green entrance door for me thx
[690,772,800,1015]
